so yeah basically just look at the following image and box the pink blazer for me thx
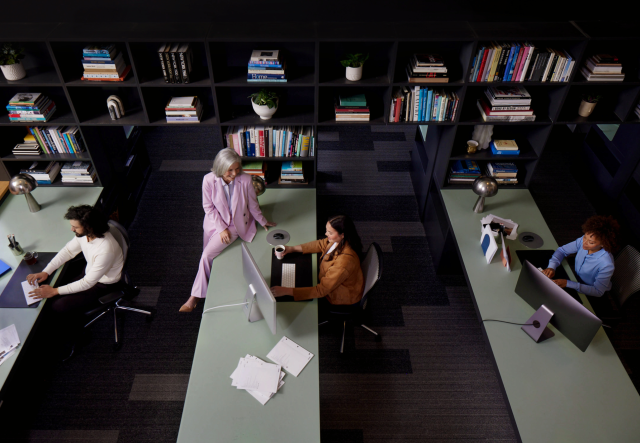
[202,172,267,243]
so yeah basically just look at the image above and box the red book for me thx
[81,65,131,82]
[258,128,265,157]
[394,98,402,122]
[476,48,490,82]
[511,46,525,82]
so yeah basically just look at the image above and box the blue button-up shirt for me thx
[547,236,615,297]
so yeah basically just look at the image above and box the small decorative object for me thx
[467,140,479,154]
[106,95,125,120]
[340,53,369,81]
[9,173,41,213]
[248,89,278,120]
[251,175,266,197]
[472,175,498,213]
[0,43,27,81]
[578,94,601,117]
[472,125,494,150]
[7,234,24,256]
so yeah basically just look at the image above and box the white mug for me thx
[275,245,286,260]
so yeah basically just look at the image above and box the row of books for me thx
[477,86,536,122]
[158,43,195,83]
[243,162,266,180]
[16,126,86,155]
[225,126,315,157]
[7,93,56,123]
[470,43,574,83]
[486,162,518,184]
[581,54,625,82]
[390,86,459,122]
[165,96,203,123]
[448,160,518,185]
[279,161,306,185]
[406,53,449,83]
[336,94,369,122]
[248,50,287,83]
[19,161,96,185]
[81,44,131,82]
[60,161,96,184]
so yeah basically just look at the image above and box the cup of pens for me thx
[7,235,24,256]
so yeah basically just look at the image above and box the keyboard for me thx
[282,263,296,288]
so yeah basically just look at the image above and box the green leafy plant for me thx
[583,94,602,103]
[248,89,279,109]
[340,53,369,68]
[0,43,26,65]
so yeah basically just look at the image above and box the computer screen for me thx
[515,260,602,352]
[241,243,277,335]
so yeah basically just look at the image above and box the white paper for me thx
[481,225,498,264]
[267,336,314,377]
[500,232,511,272]
[480,214,519,240]
[0,347,18,367]
[232,358,281,396]
[0,324,20,357]
[230,355,286,405]
[22,280,39,306]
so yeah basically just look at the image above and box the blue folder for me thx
[0,259,10,278]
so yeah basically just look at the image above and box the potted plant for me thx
[248,89,279,120]
[578,94,601,117]
[340,53,369,81]
[0,43,26,81]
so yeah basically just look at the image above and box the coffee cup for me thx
[275,245,286,260]
[24,251,38,265]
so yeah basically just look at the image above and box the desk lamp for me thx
[251,175,266,198]
[472,176,498,213]
[9,173,41,213]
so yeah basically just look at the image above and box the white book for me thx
[250,50,280,61]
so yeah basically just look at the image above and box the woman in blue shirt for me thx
[543,215,620,297]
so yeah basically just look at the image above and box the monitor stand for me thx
[243,284,263,323]
[522,304,555,343]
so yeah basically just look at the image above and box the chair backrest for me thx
[611,245,640,307]
[359,242,383,310]
[108,220,130,266]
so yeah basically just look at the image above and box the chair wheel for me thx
[375,334,382,342]
[113,342,123,351]
[146,308,157,322]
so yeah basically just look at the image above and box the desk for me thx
[441,189,640,443]
[177,188,320,443]
[0,181,8,201]
[0,187,103,391]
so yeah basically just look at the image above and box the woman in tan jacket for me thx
[270,215,364,306]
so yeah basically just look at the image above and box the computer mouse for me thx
[273,233,284,240]
[522,235,535,242]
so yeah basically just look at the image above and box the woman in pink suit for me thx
[180,148,276,312]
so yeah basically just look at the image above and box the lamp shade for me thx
[472,176,498,197]
[251,175,266,197]
[9,173,37,195]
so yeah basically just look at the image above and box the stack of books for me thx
[390,87,459,122]
[279,161,306,185]
[470,43,574,83]
[7,93,56,123]
[21,161,61,185]
[26,126,86,155]
[406,53,449,83]
[165,97,203,123]
[12,133,42,156]
[81,44,131,82]
[336,94,369,122]
[242,162,266,180]
[486,162,518,185]
[580,54,625,82]
[448,160,481,184]
[248,50,286,83]
[478,86,536,122]
[224,126,314,157]
[158,43,194,83]
[60,161,96,184]
[490,139,520,156]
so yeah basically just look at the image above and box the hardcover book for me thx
[488,86,531,99]
[250,50,280,61]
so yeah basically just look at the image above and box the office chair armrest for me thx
[99,290,124,305]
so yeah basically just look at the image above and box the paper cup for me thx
[275,245,285,260]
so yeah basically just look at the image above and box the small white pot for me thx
[1,61,27,81]
[578,100,597,117]
[252,99,278,120]
[346,66,363,81]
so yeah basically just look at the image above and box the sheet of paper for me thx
[233,358,281,395]
[267,336,314,377]
[481,225,498,264]
[0,348,18,367]
[480,214,519,240]
[22,280,39,306]
[500,232,511,272]
[0,324,21,356]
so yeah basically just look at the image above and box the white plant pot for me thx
[1,62,27,81]
[252,99,278,120]
[346,66,363,81]
[578,100,597,117]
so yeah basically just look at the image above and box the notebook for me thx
[0,259,10,278]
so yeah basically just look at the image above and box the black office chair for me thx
[83,220,155,350]
[600,245,640,323]
[319,242,383,353]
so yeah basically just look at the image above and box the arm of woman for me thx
[203,176,228,233]
[559,262,615,297]
[546,237,581,275]
[246,180,268,226]
[291,255,355,301]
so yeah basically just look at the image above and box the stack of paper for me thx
[0,324,21,367]
[230,355,285,405]
[480,214,519,240]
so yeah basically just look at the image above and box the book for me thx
[178,43,192,84]
[250,50,281,62]
[8,92,42,105]
[492,140,519,150]
[339,94,367,107]
[81,66,131,82]
[478,99,534,116]
[83,44,116,55]
[488,85,531,100]
[451,160,480,174]
[169,43,181,83]
[247,73,286,80]
[477,101,536,122]
[490,142,520,156]
[484,89,531,107]
[167,96,197,108]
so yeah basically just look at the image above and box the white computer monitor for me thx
[241,242,277,335]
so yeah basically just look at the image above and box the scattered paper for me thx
[267,336,314,377]
[22,280,39,306]
[230,354,286,406]
[0,324,21,366]
[480,214,519,241]
[481,225,499,264]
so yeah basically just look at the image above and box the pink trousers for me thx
[191,221,239,299]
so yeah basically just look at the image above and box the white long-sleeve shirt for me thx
[43,232,124,295]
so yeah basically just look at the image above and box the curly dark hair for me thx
[327,215,363,261]
[64,205,109,238]
[581,215,620,253]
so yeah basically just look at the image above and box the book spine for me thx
[395,97,402,123]
[512,45,526,81]
[83,72,122,79]
[247,73,286,79]
[82,48,113,54]
[170,51,181,83]
[247,60,281,65]
[159,50,169,83]
[481,48,495,82]
[470,48,483,82]
[73,130,86,153]
[179,49,190,84]
[29,127,47,154]
[259,129,265,157]
[475,48,490,82]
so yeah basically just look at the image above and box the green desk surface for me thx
[441,189,640,443]
[0,187,103,389]
[177,188,320,443]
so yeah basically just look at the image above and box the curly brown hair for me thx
[581,215,620,253]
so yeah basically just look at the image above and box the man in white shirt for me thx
[26,205,124,316]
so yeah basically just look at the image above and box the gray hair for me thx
[212,148,242,177]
